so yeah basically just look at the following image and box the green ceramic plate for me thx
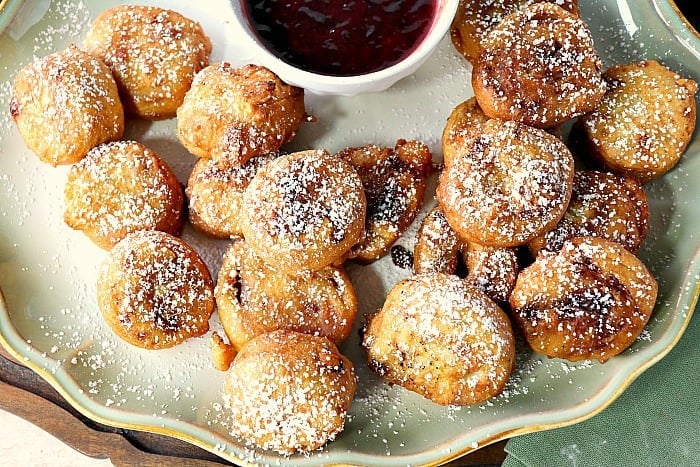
[0,1,698,465]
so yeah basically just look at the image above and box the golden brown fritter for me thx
[362,273,515,405]
[10,44,124,165]
[572,60,697,184]
[441,97,490,168]
[64,140,184,249]
[471,3,605,128]
[413,205,461,275]
[413,205,519,303]
[211,332,236,371]
[241,150,366,274]
[224,330,356,454]
[186,153,278,239]
[437,119,574,247]
[463,241,519,303]
[177,63,305,162]
[97,231,214,349]
[510,236,658,362]
[450,0,580,65]
[83,5,211,119]
[529,170,649,255]
[337,139,432,263]
[215,237,357,350]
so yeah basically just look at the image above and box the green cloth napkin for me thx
[503,306,700,467]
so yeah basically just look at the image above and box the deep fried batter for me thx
[177,63,305,162]
[413,205,519,303]
[84,5,211,119]
[224,330,356,454]
[337,139,432,263]
[97,231,214,349]
[472,3,605,128]
[215,237,357,350]
[572,60,697,184]
[442,97,490,167]
[413,205,461,275]
[362,273,515,405]
[186,153,278,239]
[463,241,518,303]
[450,0,580,64]
[510,236,657,362]
[437,119,574,247]
[241,150,366,274]
[10,44,124,165]
[64,140,184,249]
[529,170,649,255]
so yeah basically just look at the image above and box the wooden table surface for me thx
[0,2,697,466]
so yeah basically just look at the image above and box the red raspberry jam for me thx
[242,0,438,76]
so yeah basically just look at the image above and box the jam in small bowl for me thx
[230,0,460,95]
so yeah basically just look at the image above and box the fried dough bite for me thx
[241,150,366,274]
[529,171,649,255]
[9,44,124,165]
[413,205,519,303]
[215,237,357,350]
[510,236,657,362]
[177,63,305,162]
[336,139,432,263]
[97,231,214,349]
[572,60,697,184]
[224,330,356,454]
[211,332,236,371]
[64,140,184,249]
[463,241,519,303]
[450,0,580,64]
[472,3,606,128]
[83,5,211,119]
[437,119,574,247]
[362,273,515,405]
[413,205,461,275]
[186,153,278,238]
[442,97,490,168]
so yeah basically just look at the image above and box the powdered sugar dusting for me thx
[577,60,697,183]
[0,0,698,465]
[64,140,182,247]
[97,230,214,348]
[437,120,574,246]
[223,331,355,455]
[186,152,278,238]
[511,237,657,362]
[273,155,357,244]
[11,44,123,165]
[461,0,580,36]
[338,140,432,262]
[83,5,211,117]
[532,170,649,254]
[363,274,514,406]
[214,238,356,348]
[242,150,365,272]
[31,1,91,57]
[413,205,460,274]
[473,2,606,127]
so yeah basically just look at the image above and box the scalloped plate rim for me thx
[1,0,699,465]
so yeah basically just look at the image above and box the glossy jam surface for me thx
[243,0,438,76]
